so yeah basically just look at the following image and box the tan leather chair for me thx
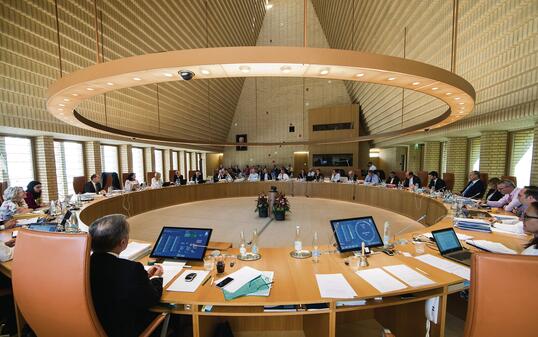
[443,173,455,191]
[463,252,538,337]
[394,171,406,183]
[12,229,169,337]
[501,175,517,186]
[417,171,428,187]
[479,172,489,190]
[72,176,86,194]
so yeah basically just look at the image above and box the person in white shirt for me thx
[124,173,140,192]
[367,161,377,171]
[248,168,259,182]
[150,172,163,189]
[522,201,538,255]
[0,187,30,221]
[486,180,521,212]
[277,169,289,181]
[364,170,380,185]
[330,170,341,183]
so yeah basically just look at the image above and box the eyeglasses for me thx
[523,214,538,221]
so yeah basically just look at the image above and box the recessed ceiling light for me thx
[58,108,63,111]
[86,87,95,91]
[305,102,310,106]
[280,65,292,74]
[412,81,420,85]
[63,98,70,102]
[239,65,250,73]
[355,73,364,77]
[432,87,438,90]
[454,97,461,100]
[106,82,114,86]
[71,93,79,97]
[163,73,173,77]
[459,102,464,105]
[388,77,396,81]
[133,77,142,81]
[200,69,211,75]
[328,80,332,84]
[319,68,330,75]
[59,103,65,107]
[446,92,452,96]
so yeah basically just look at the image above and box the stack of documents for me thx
[315,274,357,299]
[167,270,210,292]
[465,240,517,254]
[492,222,525,236]
[453,218,492,233]
[492,214,519,222]
[415,254,470,280]
[215,266,271,300]
[119,242,152,260]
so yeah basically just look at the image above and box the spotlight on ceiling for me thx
[178,70,195,80]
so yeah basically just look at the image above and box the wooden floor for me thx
[128,196,425,248]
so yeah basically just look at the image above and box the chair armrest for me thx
[139,312,169,337]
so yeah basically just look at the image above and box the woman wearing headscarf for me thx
[24,180,45,210]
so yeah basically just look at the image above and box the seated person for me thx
[0,187,30,221]
[297,169,307,180]
[89,214,163,337]
[522,201,538,255]
[124,173,140,192]
[0,218,16,231]
[260,168,271,181]
[364,170,380,185]
[191,170,204,184]
[484,177,503,202]
[367,161,377,171]
[513,186,538,219]
[24,180,46,209]
[387,171,400,185]
[248,168,259,182]
[277,168,290,181]
[427,171,446,192]
[150,172,163,189]
[84,174,103,194]
[347,170,358,182]
[330,170,341,183]
[314,169,324,182]
[175,173,187,185]
[403,171,421,188]
[460,170,485,199]
[486,179,521,212]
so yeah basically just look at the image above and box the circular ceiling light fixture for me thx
[46,46,475,147]
[280,65,292,73]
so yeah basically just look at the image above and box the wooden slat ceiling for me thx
[311,0,537,136]
[1,0,265,144]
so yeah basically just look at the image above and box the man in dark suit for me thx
[460,170,486,199]
[403,171,421,188]
[83,174,103,193]
[191,170,204,184]
[89,214,163,337]
[387,171,400,185]
[427,171,446,192]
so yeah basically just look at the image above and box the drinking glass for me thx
[415,242,426,255]
[203,256,215,271]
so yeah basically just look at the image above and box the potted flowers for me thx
[273,193,290,221]
[255,193,269,218]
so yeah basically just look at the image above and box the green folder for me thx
[222,275,271,300]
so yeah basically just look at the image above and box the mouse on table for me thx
[185,273,197,282]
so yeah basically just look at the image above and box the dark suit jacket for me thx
[260,173,271,181]
[83,181,102,193]
[387,176,400,185]
[485,188,503,202]
[191,175,204,184]
[403,175,421,188]
[428,178,446,191]
[460,180,486,199]
[90,252,163,337]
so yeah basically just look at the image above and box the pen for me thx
[202,275,211,286]
[415,267,429,275]
[210,277,214,286]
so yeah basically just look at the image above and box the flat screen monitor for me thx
[330,216,384,252]
[150,227,213,261]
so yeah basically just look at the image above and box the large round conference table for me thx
[1,181,530,337]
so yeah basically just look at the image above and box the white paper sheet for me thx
[492,214,519,221]
[465,240,517,254]
[356,268,407,293]
[383,264,435,287]
[492,222,526,236]
[17,217,39,225]
[214,266,262,293]
[144,261,185,286]
[315,274,357,299]
[415,254,470,280]
[119,242,151,260]
[167,270,210,292]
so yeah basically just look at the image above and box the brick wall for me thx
[163,149,171,182]
[531,123,538,185]
[119,145,133,177]
[84,141,102,178]
[446,137,468,191]
[423,142,441,173]
[35,136,58,202]
[479,131,508,178]
[407,144,423,172]
[144,147,155,176]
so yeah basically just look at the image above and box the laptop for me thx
[431,228,472,266]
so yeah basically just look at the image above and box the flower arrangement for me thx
[255,193,269,211]
[272,193,290,213]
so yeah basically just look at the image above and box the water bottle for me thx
[239,231,247,256]
[76,194,82,207]
[312,231,320,263]
[294,226,302,252]
[251,230,259,255]
[383,221,391,247]
[49,200,56,215]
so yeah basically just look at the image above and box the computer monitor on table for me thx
[331,216,384,254]
[150,227,213,261]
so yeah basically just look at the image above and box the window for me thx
[186,152,191,174]
[179,152,185,176]
[172,151,178,170]
[101,145,119,174]
[313,122,353,131]
[132,147,144,184]
[510,130,533,187]
[313,154,353,167]
[468,137,480,172]
[54,141,84,198]
[440,141,448,174]
[0,137,34,187]
[154,149,163,177]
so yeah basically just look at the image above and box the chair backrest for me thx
[169,170,176,182]
[0,181,8,203]
[121,173,132,188]
[501,175,517,186]
[12,229,106,337]
[417,171,428,187]
[73,176,87,194]
[188,170,196,180]
[102,174,113,190]
[479,172,489,190]
[443,173,455,191]
[463,252,538,337]
[394,171,406,182]
[146,171,156,184]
